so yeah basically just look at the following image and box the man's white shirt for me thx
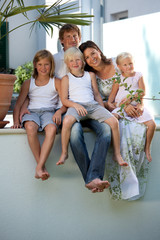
[53,49,68,79]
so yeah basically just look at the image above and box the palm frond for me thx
[2,5,49,18]
[0,0,94,40]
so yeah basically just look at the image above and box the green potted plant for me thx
[0,0,93,128]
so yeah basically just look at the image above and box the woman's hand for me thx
[119,97,131,106]
[106,101,116,111]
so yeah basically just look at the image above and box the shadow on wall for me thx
[103,12,160,116]
[143,27,160,116]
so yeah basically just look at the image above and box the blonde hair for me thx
[64,47,85,70]
[116,52,133,65]
[33,50,55,79]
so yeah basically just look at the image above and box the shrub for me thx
[14,61,33,93]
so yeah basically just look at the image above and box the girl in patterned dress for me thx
[109,52,156,162]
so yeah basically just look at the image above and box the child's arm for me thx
[131,76,145,116]
[12,80,30,128]
[19,97,30,122]
[90,72,104,107]
[61,75,88,116]
[54,78,67,125]
[137,75,145,102]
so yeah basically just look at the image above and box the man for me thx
[54,24,111,192]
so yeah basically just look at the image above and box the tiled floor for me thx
[4,113,13,128]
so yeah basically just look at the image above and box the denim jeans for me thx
[70,119,111,184]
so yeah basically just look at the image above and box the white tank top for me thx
[68,71,95,103]
[28,77,59,110]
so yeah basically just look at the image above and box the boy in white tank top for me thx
[57,47,128,190]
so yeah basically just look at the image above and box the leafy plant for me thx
[14,61,33,93]
[111,72,160,118]
[0,0,94,40]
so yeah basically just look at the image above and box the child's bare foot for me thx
[85,178,110,193]
[56,153,68,165]
[145,149,152,162]
[113,154,128,166]
[35,166,50,181]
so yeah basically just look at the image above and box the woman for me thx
[79,41,149,200]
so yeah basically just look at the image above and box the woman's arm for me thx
[107,82,119,111]
[12,79,30,128]
[90,72,104,107]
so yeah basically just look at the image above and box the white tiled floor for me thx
[4,113,13,128]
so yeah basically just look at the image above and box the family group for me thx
[12,24,156,200]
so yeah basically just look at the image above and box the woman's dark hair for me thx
[79,41,112,72]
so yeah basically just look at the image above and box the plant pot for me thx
[0,74,16,128]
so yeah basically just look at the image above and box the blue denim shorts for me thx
[22,108,58,132]
[65,102,113,122]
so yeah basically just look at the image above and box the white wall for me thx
[104,0,160,22]
[103,12,160,116]
[8,0,46,69]
[0,127,160,240]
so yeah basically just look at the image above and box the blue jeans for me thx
[70,119,111,184]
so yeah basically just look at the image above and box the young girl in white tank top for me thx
[12,50,66,181]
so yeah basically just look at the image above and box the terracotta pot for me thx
[0,74,16,128]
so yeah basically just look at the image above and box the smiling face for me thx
[66,54,83,74]
[117,57,134,76]
[83,47,102,69]
[35,58,51,78]
[60,30,81,51]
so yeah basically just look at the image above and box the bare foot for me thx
[85,178,110,193]
[145,150,152,162]
[56,153,68,165]
[92,188,104,193]
[113,154,128,166]
[35,166,50,181]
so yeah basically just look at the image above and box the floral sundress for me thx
[96,60,149,200]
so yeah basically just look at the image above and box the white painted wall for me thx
[0,127,160,240]
[8,0,46,69]
[104,0,160,22]
[6,0,160,69]
[103,12,160,116]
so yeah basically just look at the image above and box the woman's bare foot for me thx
[145,149,152,162]
[56,153,68,165]
[85,178,110,193]
[113,154,128,166]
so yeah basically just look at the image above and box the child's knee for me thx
[25,122,38,133]
[145,120,156,131]
[105,116,119,129]
[63,115,76,128]
[45,124,57,136]
[152,120,156,130]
